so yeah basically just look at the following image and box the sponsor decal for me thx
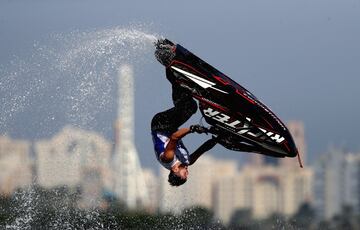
[171,66,228,94]
[203,107,285,144]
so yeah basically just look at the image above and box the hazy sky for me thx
[1,0,359,170]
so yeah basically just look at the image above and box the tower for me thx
[113,64,148,209]
[281,120,306,167]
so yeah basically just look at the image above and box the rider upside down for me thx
[151,39,302,187]
[151,40,218,186]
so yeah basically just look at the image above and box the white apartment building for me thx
[0,135,32,195]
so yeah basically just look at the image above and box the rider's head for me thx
[168,164,188,186]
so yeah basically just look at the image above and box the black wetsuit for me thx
[151,69,197,134]
[151,69,217,169]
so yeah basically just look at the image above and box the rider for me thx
[151,39,218,186]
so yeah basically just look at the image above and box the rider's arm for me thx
[189,138,217,165]
[160,128,191,163]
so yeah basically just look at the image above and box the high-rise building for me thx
[214,171,251,224]
[159,155,237,214]
[281,166,313,215]
[314,148,360,219]
[112,64,148,209]
[159,156,214,214]
[78,168,106,209]
[142,168,159,212]
[343,153,360,214]
[159,166,185,214]
[214,164,313,223]
[281,121,306,167]
[0,135,32,195]
[35,126,112,208]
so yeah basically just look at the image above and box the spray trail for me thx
[54,27,158,126]
[0,27,159,137]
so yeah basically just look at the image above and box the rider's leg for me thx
[151,84,197,133]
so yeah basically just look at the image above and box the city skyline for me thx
[1,125,358,222]
[0,118,344,172]
[0,117,353,172]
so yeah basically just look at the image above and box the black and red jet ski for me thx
[154,39,298,159]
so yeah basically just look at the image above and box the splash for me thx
[6,187,38,230]
[0,27,159,136]
[54,28,158,126]
[4,185,113,229]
